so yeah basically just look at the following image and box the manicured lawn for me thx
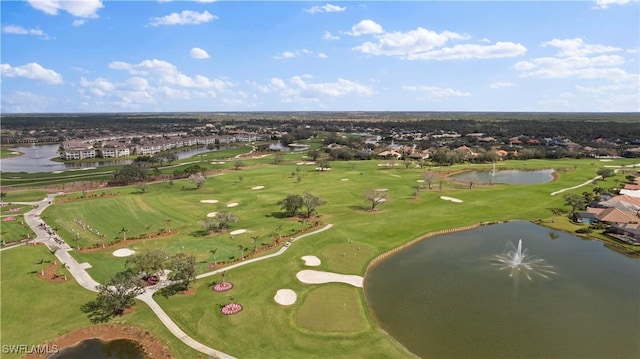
[295,284,369,333]
[2,156,639,358]
[1,190,48,202]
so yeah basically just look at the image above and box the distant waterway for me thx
[451,168,555,184]
[0,144,219,173]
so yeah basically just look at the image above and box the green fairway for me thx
[2,156,639,358]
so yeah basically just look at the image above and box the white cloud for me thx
[1,62,63,84]
[403,85,471,98]
[190,47,210,59]
[406,42,527,60]
[318,53,328,59]
[274,49,312,59]
[593,0,635,8]
[288,76,374,97]
[515,54,632,80]
[108,59,232,90]
[2,25,51,39]
[542,38,622,57]
[322,31,340,40]
[489,82,514,89]
[351,25,525,60]
[27,0,103,18]
[149,10,217,26]
[72,19,86,27]
[1,91,54,113]
[346,19,384,36]
[354,27,469,56]
[305,4,346,13]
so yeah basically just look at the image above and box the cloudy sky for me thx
[1,0,638,113]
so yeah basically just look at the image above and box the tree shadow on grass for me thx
[268,212,289,219]
[189,230,210,237]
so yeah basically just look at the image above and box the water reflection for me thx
[47,338,145,359]
[0,144,220,173]
[451,169,555,184]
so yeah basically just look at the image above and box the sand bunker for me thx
[315,167,331,171]
[211,161,226,164]
[301,255,321,266]
[206,212,218,218]
[341,178,349,181]
[375,188,388,192]
[296,270,363,288]
[251,186,265,190]
[440,196,463,203]
[274,289,297,306]
[229,229,247,236]
[52,171,63,174]
[599,159,613,162]
[274,289,297,305]
[416,179,425,182]
[113,248,136,257]
[227,202,239,207]
[296,161,316,165]
[200,199,219,204]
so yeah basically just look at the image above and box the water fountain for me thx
[492,239,555,280]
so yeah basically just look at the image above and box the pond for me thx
[0,144,221,173]
[450,168,555,184]
[47,338,145,359]
[364,221,640,359]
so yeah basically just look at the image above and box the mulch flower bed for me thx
[213,282,233,292]
[221,303,242,315]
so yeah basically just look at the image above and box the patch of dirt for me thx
[37,262,68,283]
[179,287,196,295]
[23,324,174,359]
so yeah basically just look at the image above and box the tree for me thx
[188,172,207,189]
[549,208,565,223]
[422,171,438,190]
[125,249,167,281]
[278,194,303,217]
[81,270,144,323]
[273,153,285,165]
[563,194,585,215]
[215,211,239,230]
[317,159,330,171]
[201,217,218,234]
[302,192,325,218]
[0,192,7,201]
[135,182,148,193]
[119,227,128,241]
[307,150,320,161]
[234,160,245,170]
[238,245,245,261]
[167,253,196,291]
[251,236,259,253]
[597,168,615,180]
[209,248,218,266]
[364,189,388,211]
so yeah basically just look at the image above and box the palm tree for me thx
[209,248,218,266]
[119,227,128,241]
[238,245,244,260]
[221,271,227,284]
[251,236,259,253]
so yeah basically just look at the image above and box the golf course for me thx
[1,145,638,359]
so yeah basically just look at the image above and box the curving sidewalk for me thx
[11,193,333,358]
[550,163,640,196]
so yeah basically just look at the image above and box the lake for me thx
[0,144,219,173]
[364,221,640,358]
[450,169,555,184]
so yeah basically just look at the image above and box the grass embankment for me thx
[2,156,638,358]
[0,245,203,359]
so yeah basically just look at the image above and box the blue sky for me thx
[1,0,638,113]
